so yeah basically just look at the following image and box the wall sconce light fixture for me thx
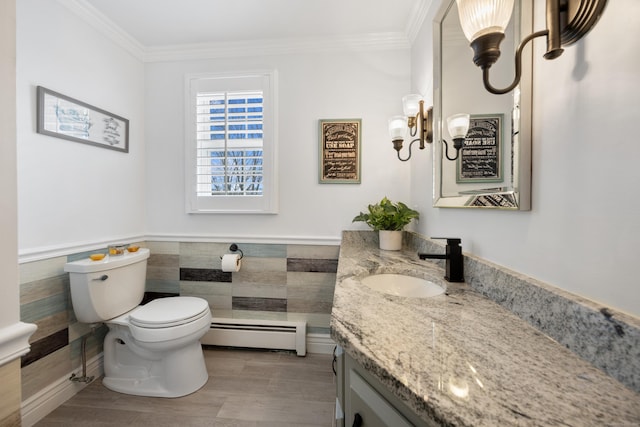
[388,94,433,162]
[444,113,471,161]
[388,94,470,161]
[456,0,608,94]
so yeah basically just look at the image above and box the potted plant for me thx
[352,197,420,250]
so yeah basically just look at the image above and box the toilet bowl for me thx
[102,296,211,397]
[64,248,212,397]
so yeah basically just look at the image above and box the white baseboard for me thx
[21,354,104,427]
[306,333,335,355]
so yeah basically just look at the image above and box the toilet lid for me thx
[130,297,210,328]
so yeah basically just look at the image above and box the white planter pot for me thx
[379,230,402,251]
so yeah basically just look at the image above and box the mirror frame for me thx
[433,0,532,210]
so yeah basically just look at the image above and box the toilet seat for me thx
[107,296,212,343]
[130,297,209,329]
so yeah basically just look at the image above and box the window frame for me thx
[184,70,278,214]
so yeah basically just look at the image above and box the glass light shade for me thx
[447,113,470,139]
[388,116,408,141]
[401,94,422,117]
[455,0,515,43]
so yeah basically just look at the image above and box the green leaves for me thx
[352,196,420,231]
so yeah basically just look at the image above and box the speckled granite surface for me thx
[331,231,640,426]
[405,231,640,393]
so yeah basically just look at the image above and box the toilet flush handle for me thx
[93,275,108,281]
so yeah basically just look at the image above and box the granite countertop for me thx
[330,231,640,426]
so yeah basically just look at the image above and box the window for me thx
[185,71,278,213]
[199,92,264,196]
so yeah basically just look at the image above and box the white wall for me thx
[0,0,19,327]
[16,0,145,256]
[411,0,640,317]
[145,49,412,241]
[17,0,638,319]
[13,1,413,250]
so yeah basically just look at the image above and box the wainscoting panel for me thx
[18,249,125,402]
[172,241,340,335]
[18,239,340,422]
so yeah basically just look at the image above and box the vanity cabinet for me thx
[336,347,431,427]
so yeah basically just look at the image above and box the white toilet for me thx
[64,248,211,398]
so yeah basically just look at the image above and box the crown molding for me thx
[406,0,434,43]
[59,0,412,63]
[143,33,410,62]
[57,0,145,60]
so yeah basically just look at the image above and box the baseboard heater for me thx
[201,317,306,356]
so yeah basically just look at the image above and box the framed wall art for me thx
[457,114,503,183]
[318,119,361,184]
[37,86,129,153]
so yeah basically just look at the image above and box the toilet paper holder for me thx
[221,243,243,260]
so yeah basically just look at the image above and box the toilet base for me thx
[103,367,208,398]
[103,331,209,398]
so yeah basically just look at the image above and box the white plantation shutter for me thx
[186,71,278,213]
[196,91,264,196]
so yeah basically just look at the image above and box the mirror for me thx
[433,0,532,210]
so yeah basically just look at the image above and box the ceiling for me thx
[81,0,429,49]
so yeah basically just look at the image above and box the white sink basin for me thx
[360,274,445,298]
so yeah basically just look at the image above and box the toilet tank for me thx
[64,248,150,323]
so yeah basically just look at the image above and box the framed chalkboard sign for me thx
[319,119,361,184]
[457,114,502,183]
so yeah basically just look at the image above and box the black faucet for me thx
[418,237,464,282]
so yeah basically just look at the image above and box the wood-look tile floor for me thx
[35,347,336,427]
